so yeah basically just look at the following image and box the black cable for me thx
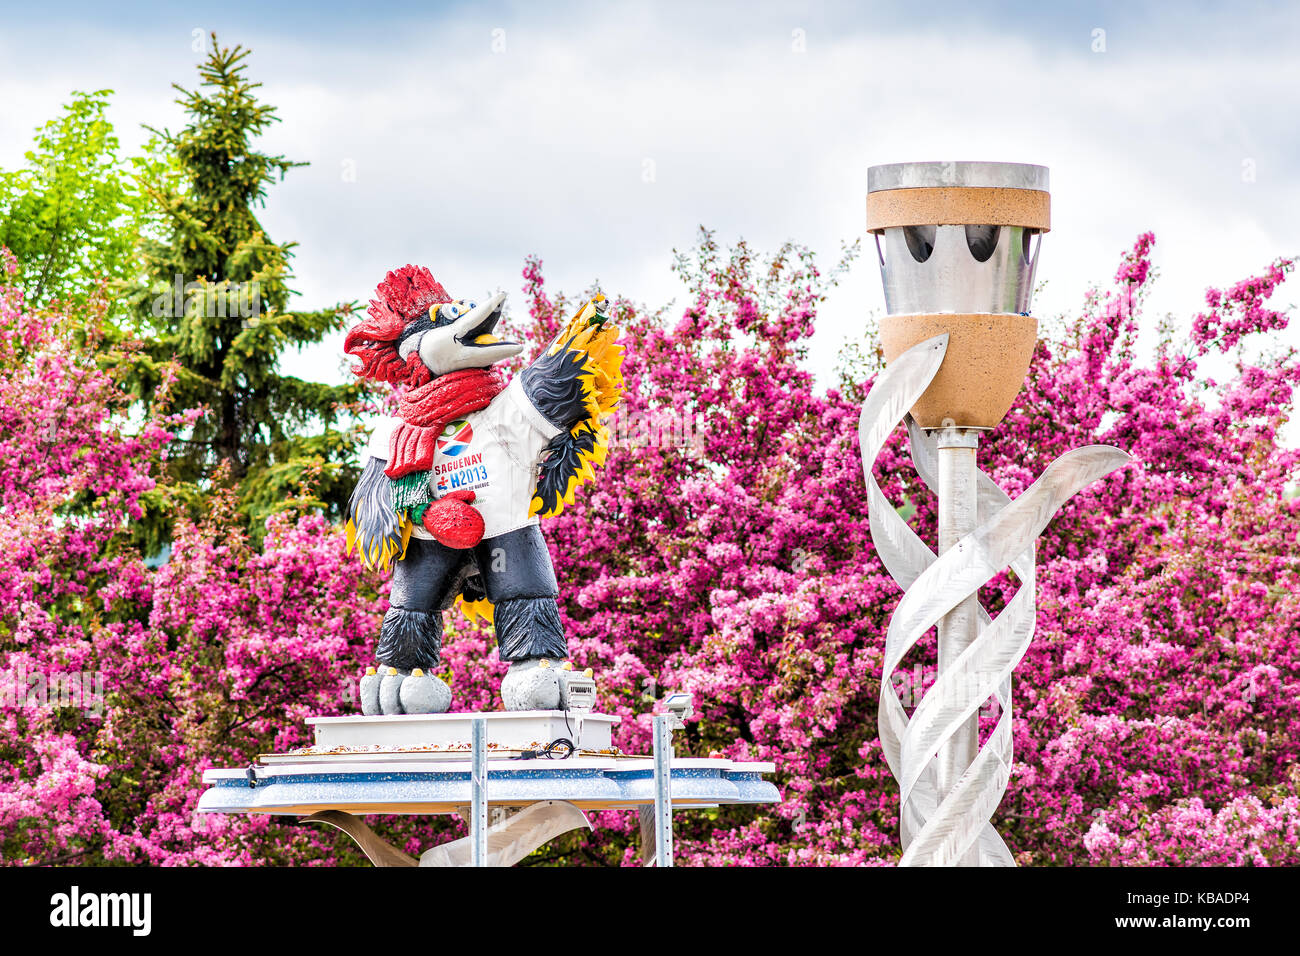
[511,736,575,760]
[543,737,575,759]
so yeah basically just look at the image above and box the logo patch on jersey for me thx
[437,419,473,458]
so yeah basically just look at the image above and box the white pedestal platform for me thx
[304,710,620,755]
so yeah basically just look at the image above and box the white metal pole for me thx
[652,714,674,867]
[471,717,487,867]
[935,427,980,867]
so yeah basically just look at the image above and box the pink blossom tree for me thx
[1,229,1296,867]
[0,252,378,864]
[506,231,1299,866]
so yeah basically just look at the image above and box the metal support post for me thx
[471,717,487,867]
[935,426,980,867]
[652,714,674,867]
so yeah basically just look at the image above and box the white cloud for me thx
[1,3,1296,444]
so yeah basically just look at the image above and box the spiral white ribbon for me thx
[859,335,1129,866]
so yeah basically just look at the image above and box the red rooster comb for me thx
[375,264,452,319]
[344,265,454,385]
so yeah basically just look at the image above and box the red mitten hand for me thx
[421,490,484,549]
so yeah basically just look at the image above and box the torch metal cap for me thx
[867,161,1049,193]
[866,161,1050,428]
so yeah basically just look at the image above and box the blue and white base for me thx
[196,711,780,866]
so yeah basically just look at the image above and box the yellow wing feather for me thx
[532,295,625,519]
[345,514,413,573]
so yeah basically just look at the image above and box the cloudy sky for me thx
[2,0,1297,435]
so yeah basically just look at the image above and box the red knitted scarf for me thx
[385,368,505,478]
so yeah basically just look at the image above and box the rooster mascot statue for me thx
[343,265,623,714]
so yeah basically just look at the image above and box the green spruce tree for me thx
[126,36,363,546]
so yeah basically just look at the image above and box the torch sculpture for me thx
[858,162,1130,866]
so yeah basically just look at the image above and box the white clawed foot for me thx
[399,668,452,714]
[378,666,407,714]
[501,659,598,711]
[501,658,561,711]
[366,666,452,714]
[360,666,383,715]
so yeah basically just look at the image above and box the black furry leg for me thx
[377,537,473,671]
[493,597,568,663]
[377,607,443,672]
[472,525,566,663]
